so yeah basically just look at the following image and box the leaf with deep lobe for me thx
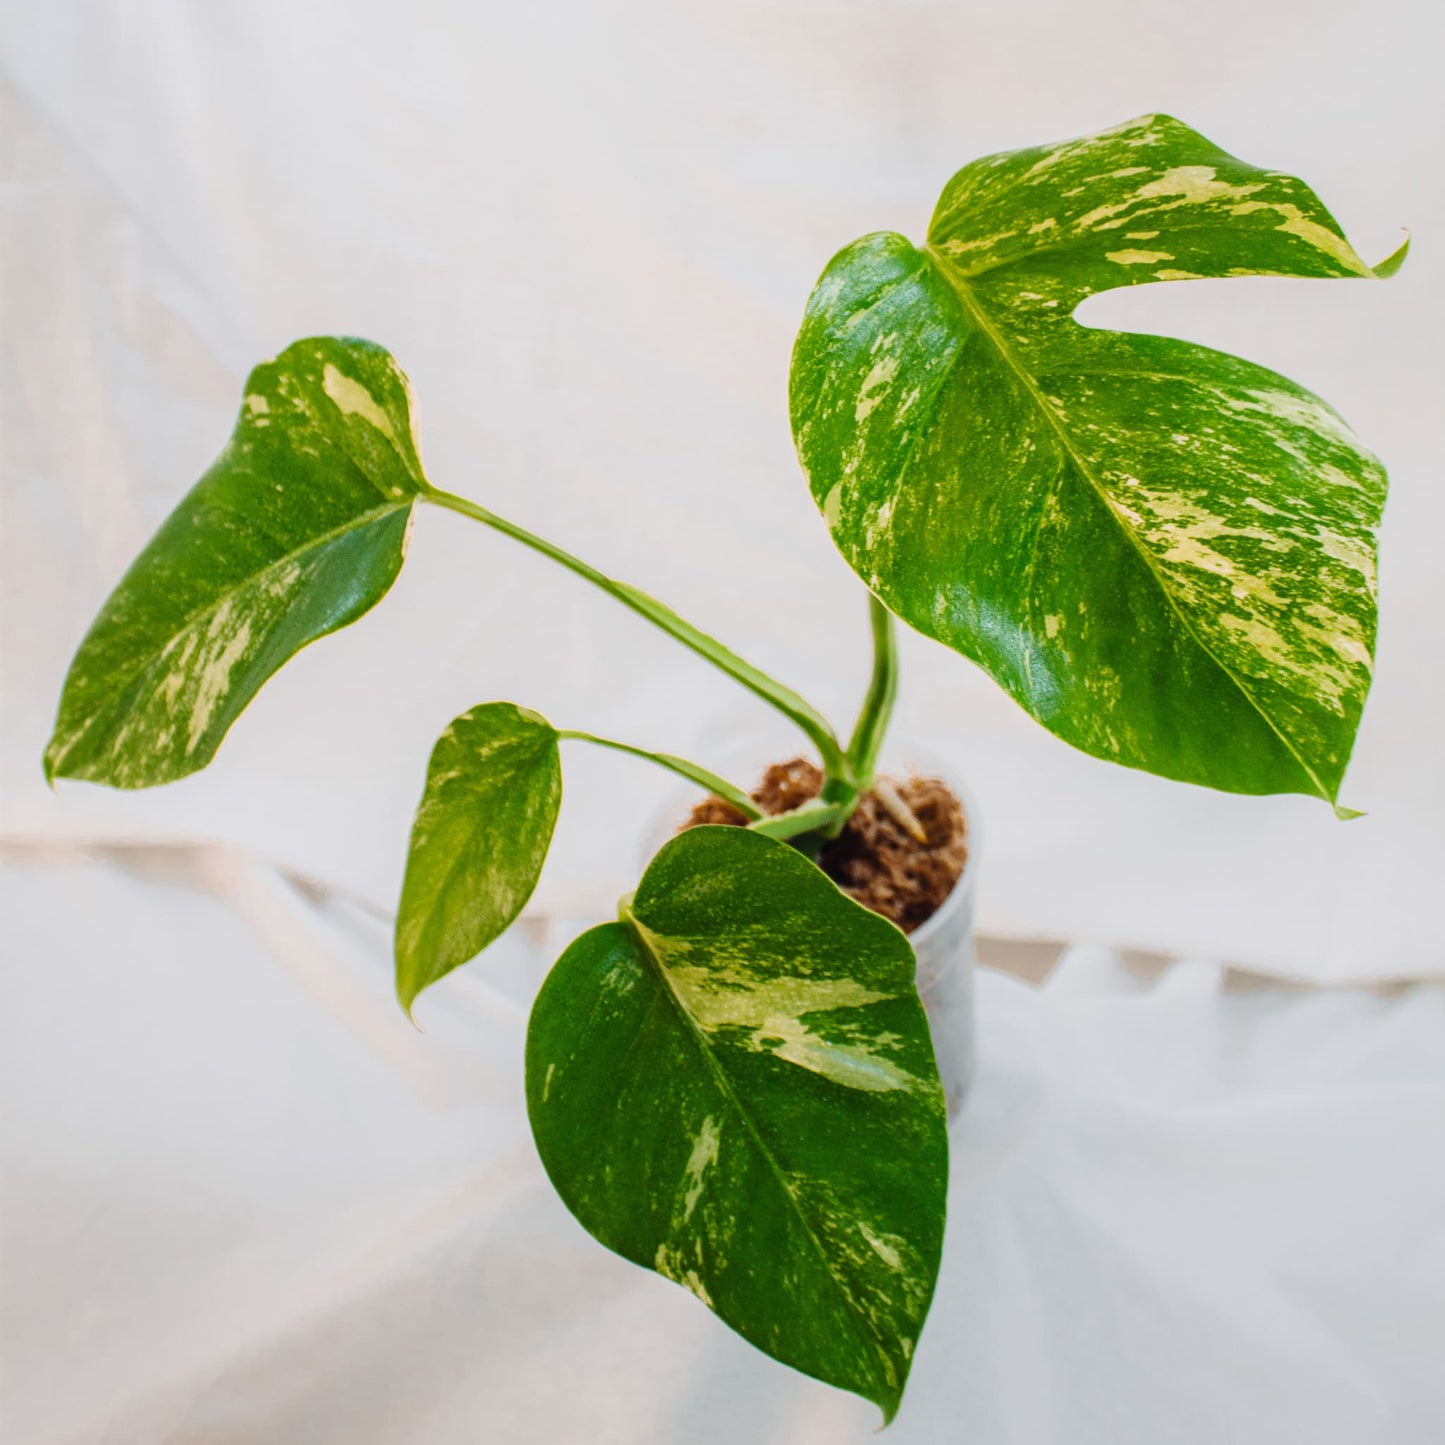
[526,826,947,1423]
[44,337,427,788]
[396,703,562,1013]
[790,114,1404,804]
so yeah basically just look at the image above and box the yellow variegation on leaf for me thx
[45,337,428,787]
[791,114,1404,806]
[396,703,563,1015]
[526,825,947,1424]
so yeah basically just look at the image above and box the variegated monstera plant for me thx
[47,117,1402,1423]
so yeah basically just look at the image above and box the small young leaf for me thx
[791,114,1399,803]
[396,703,562,1013]
[44,337,427,788]
[526,826,947,1423]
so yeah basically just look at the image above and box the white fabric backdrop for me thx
[2,0,1442,979]
[4,5,1445,1443]
[4,846,1443,1445]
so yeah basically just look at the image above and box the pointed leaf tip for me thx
[528,827,946,1418]
[1372,232,1410,278]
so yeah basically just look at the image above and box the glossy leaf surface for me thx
[791,114,1401,803]
[527,826,947,1421]
[45,337,426,787]
[396,703,562,1013]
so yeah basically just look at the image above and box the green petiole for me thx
[845,595,898,791]
[556,730,762,821]
[425,486,850,781]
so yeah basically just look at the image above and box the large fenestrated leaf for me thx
[791,114,1404,804]
[396,703,562,1014]
[526,826,947,1423]
[45,337,427,788]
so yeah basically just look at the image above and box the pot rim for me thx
[882,738,979,949]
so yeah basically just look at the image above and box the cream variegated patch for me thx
[46,337,428,790]
[529,828,946,1423]
[793,114,1394,802]
[676,1116,721,1223]
[652,955,918,1092]
[321,362,399,443]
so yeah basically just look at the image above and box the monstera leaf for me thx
[791,114,1405,804]
[396,703,563,1014]
[527,825,947,1422]
[45,337,428,788]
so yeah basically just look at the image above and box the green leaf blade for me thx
[45,337,428,788]
[791,116,1395,802]
[927,112,1386,292]
[396,703,562,1013]
[526,826,947,1422]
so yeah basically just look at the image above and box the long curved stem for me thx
[845,595,898,789]
[425,486,848,778]
[557,730,762,821]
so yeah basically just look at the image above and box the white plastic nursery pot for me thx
[901,751,979,1117]
[642,737,979,1117]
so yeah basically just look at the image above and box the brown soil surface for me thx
[679,757,967,933]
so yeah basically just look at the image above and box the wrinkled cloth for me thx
[3,844,1443,1444]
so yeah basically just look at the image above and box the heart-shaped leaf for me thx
[526,825,947,1422]
[790,114,1403,804]
[45,337,427,788]
[396,703,562,1013]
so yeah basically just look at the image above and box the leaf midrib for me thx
[51,500,413,774]
[924,246,1328,799]
[624,909,902,1398]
